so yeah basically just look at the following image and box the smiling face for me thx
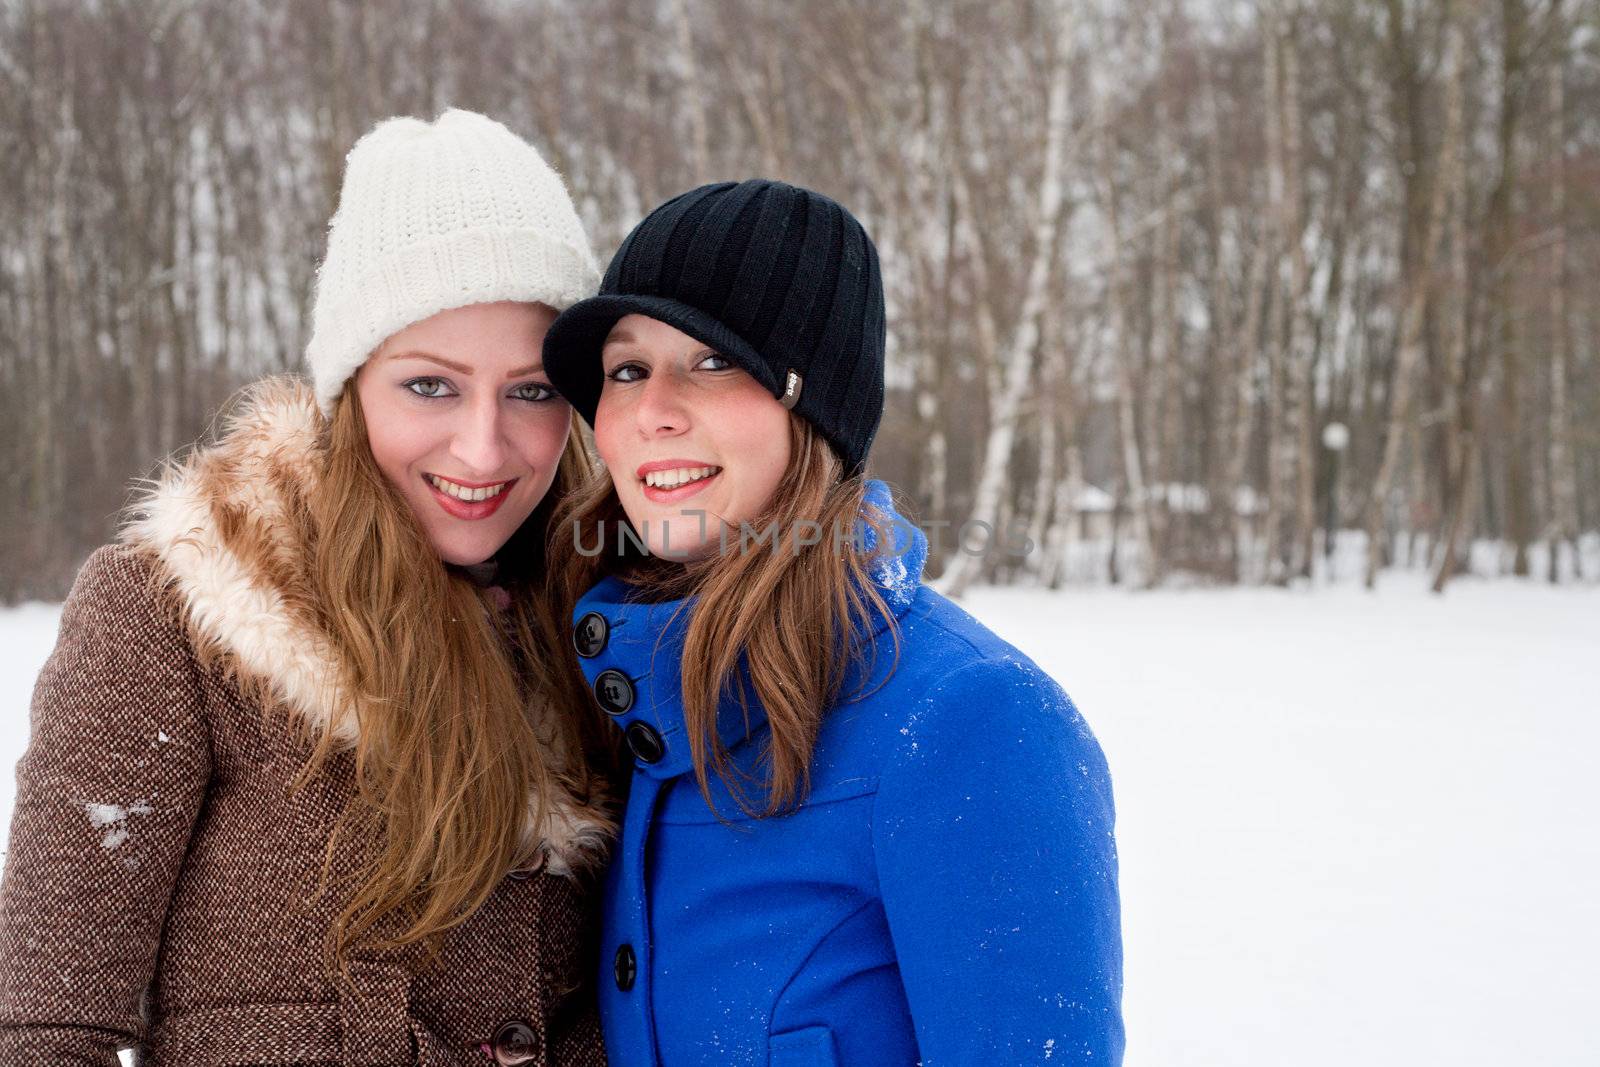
[354,300,570,567]
[594,314,792,562]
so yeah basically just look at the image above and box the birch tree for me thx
[937,0,1075,597]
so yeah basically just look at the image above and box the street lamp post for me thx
[1322,421,1350,578]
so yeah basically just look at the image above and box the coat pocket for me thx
[145,1002,344,1064]
[769,1026,841,1067]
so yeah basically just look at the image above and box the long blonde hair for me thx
[550,418,899,817]
[307,382,610,975]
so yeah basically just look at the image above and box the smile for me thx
[641,465,721,490]
[424,473,518,520]
[425,474,513,502]
[637,462,723,504]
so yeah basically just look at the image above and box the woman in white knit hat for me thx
[0,110,614,1065]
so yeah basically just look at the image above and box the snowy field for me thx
[2,571,1597,1065]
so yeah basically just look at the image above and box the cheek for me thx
[725,402,791,500]
[592,395,627,470]
[364,424,408,483]
[750,426,790,501]
[513,406,572,467]
[713,398,787,518]
[356,387,429,486]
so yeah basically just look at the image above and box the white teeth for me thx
[644,465,720,489]
[427,474,510,502]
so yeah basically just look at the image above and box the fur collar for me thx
[122,376,610,877]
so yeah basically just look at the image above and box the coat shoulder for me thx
[62,543,191,657]
[40,543,214,741]
[73,540,162,595]
[828,586,1102,788]
[884,585,1078,718]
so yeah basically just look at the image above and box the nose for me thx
[634,368,690,438]
[448,393,510,475]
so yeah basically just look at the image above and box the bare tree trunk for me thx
[1228,241,1271,583]
[1365,0,1462,590]
[1545,1,1581,582]
[1043,435,1086,590]
[907,0,950,530]
[1493,0,1534,576]
[723,0,791,178]
[1278,13,1319,580]
[938,1,1074,598]
[1430,1,1476,594]
[1039,326,1087,590]
[668,0,711,183]
[1027,267,1078,583]
[1432,438,1481,592]
[1145,87,1183,585]
[1199,41,1266,584]
[1093,111,1157,587]
[1261,8,1292,584]
[1029,382,1059,579]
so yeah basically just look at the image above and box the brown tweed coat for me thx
[0,381,613,1066]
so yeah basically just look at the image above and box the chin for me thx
[651,541,711,563]
[639,518,708,562]
[440,550,493,568]
[432,538,500,568]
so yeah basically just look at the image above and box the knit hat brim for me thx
[310,228,599,416]
[306,109,600,416]
[543,294,782,425]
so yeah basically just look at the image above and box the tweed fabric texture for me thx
[0,384,611,1066]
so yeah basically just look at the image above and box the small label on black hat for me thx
[780,369,803,409]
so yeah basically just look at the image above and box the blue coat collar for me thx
[571,480,927,780]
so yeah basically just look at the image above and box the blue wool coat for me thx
[572,483,1123,1066]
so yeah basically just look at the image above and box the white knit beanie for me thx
[305,108,600,415]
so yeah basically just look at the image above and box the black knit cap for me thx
[542,179,886,473]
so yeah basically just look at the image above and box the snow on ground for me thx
[2,572,1597,1065]
[965,571,1600,1067]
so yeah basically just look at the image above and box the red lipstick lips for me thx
[636,459,722,505]
[424,473,518,521]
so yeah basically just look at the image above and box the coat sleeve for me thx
[0,546,212,1065]
[870,655,1124,1065]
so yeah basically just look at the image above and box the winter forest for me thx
[2,0,1599,602]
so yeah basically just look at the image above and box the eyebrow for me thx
[384,351,543,378]
[600,332,717,361]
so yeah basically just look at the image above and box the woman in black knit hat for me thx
[544,179,1124,1065]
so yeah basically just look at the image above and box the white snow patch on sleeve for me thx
[869,551,923,612]
[82,800,154,850]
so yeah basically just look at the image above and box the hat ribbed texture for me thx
[542,179,886,473]
[306,108,600,415]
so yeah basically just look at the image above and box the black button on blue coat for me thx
[593,669,634,715]
[625,721,664,764]
[574,611,608,658]
[614,943,637,991]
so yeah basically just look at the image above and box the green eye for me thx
[405,377,452,398]
[512,382,555,402]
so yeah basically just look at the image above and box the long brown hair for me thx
[307,381,610,975]
[550,418,900,817]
